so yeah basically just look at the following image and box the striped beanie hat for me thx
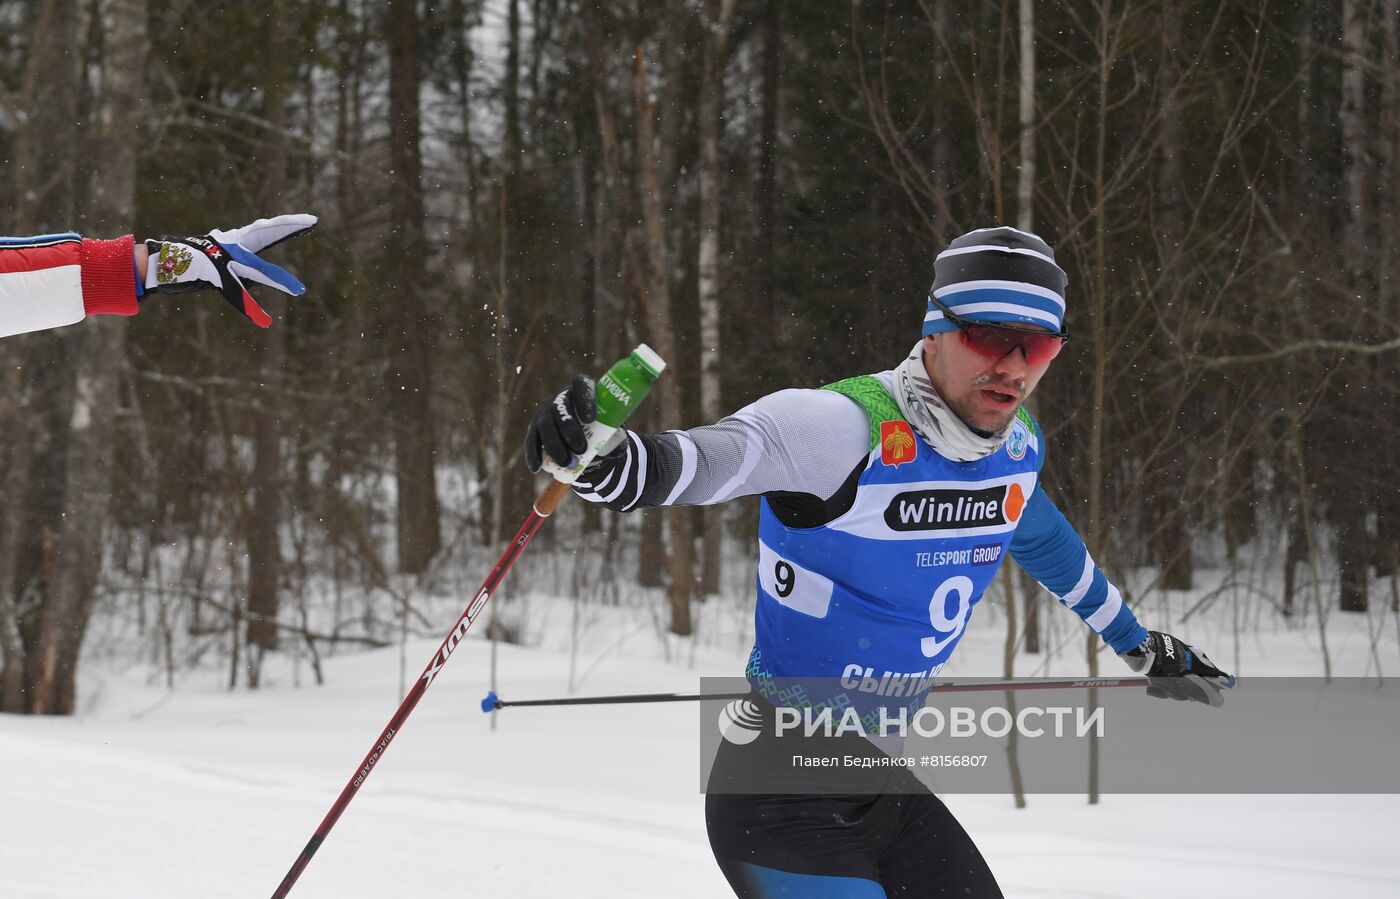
[924,226,1068,336]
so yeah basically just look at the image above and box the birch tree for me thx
[696,0,736,596]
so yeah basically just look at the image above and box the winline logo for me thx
[884,482,1027,532]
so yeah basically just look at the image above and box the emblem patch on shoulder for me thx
[1006,422,1029,461]
[880,420,917,467]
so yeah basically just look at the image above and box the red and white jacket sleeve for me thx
[0,233,140,339]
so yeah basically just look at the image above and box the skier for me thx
[523,226,1232,897]
[0,214,315,337]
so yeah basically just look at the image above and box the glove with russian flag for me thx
[143,214,316,327]
[1120,630,1234,707]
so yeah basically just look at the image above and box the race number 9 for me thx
[921,575,973,658]
[773,561,795,597]
[757,540,834,619]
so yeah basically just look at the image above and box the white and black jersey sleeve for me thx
[571,388,871,524]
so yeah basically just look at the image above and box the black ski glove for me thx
[1119,631,1234,707]
[523,375,597,472]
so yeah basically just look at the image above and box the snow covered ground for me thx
[3,563,1400,898]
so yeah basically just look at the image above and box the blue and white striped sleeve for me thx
[1008,486,1148,653]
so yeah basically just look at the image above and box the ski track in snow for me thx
[4,586,1400,897]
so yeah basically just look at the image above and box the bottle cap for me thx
[630,344,666,379]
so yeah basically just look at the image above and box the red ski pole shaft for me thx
[271,479,572,899]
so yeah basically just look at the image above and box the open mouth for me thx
[980,388,1018,407]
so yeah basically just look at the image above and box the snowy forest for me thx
[0,0,1397,717]
[3,2,1400,897]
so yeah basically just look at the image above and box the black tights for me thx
[706,789,1003,898]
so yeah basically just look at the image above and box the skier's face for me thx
[922,330,1052,434]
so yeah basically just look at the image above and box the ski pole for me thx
[481,690,749,710]
[480,676,1160,712]
[271,345,666,899]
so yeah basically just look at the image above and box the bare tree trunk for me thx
[487,0,519,725]
[580,2,686,618]
[1283,496,1303,618]
[387,0,442,574]
[757,0,780,334]
[1295,425,1333,678]
[1333,492,1371,613]
[580,0,649,338]
[505,0,522,168]
[488,0,524,715]
[1019,567,1040,653]
[246,6,290,684]
[634,47,694,635]
[1000,566,1026,808]
[577,73,604,537]
[1015,0,1035,233]
[1222,439,1257,560]
[7,0,83,714]
[88,0,143,230]
[1337,0,1370,613]
[1375,3,1400,579]
[1381,1,1398,320]
[697,0,736,597]
[1015,0,1041,657]
[1147,0,1193,590]
[39,341,125,715]
[30,0,145,714]
[1297,0,1321,201]
[443,0,493,550]
[571,22,604,537]
[1084,0,1115,807]
[578,107,600,369]
[638,516,665,588]
[16,347,76,713]
[930,0,954,241]
[11,0,81,233]
[0,362,29,708]
[487,0,536,562]
[1342,0,1367,257]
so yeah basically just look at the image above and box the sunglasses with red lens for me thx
[928,295,1069,365]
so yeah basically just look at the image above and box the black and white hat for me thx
[924,226,1068,335]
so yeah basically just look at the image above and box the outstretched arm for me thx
[0,233,140,337]
[1010,486,1233,705]
[0,214,315,339]
[1007,486,1148,653]
[524,385,870,512]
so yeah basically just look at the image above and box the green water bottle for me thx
[543,344,666,484]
